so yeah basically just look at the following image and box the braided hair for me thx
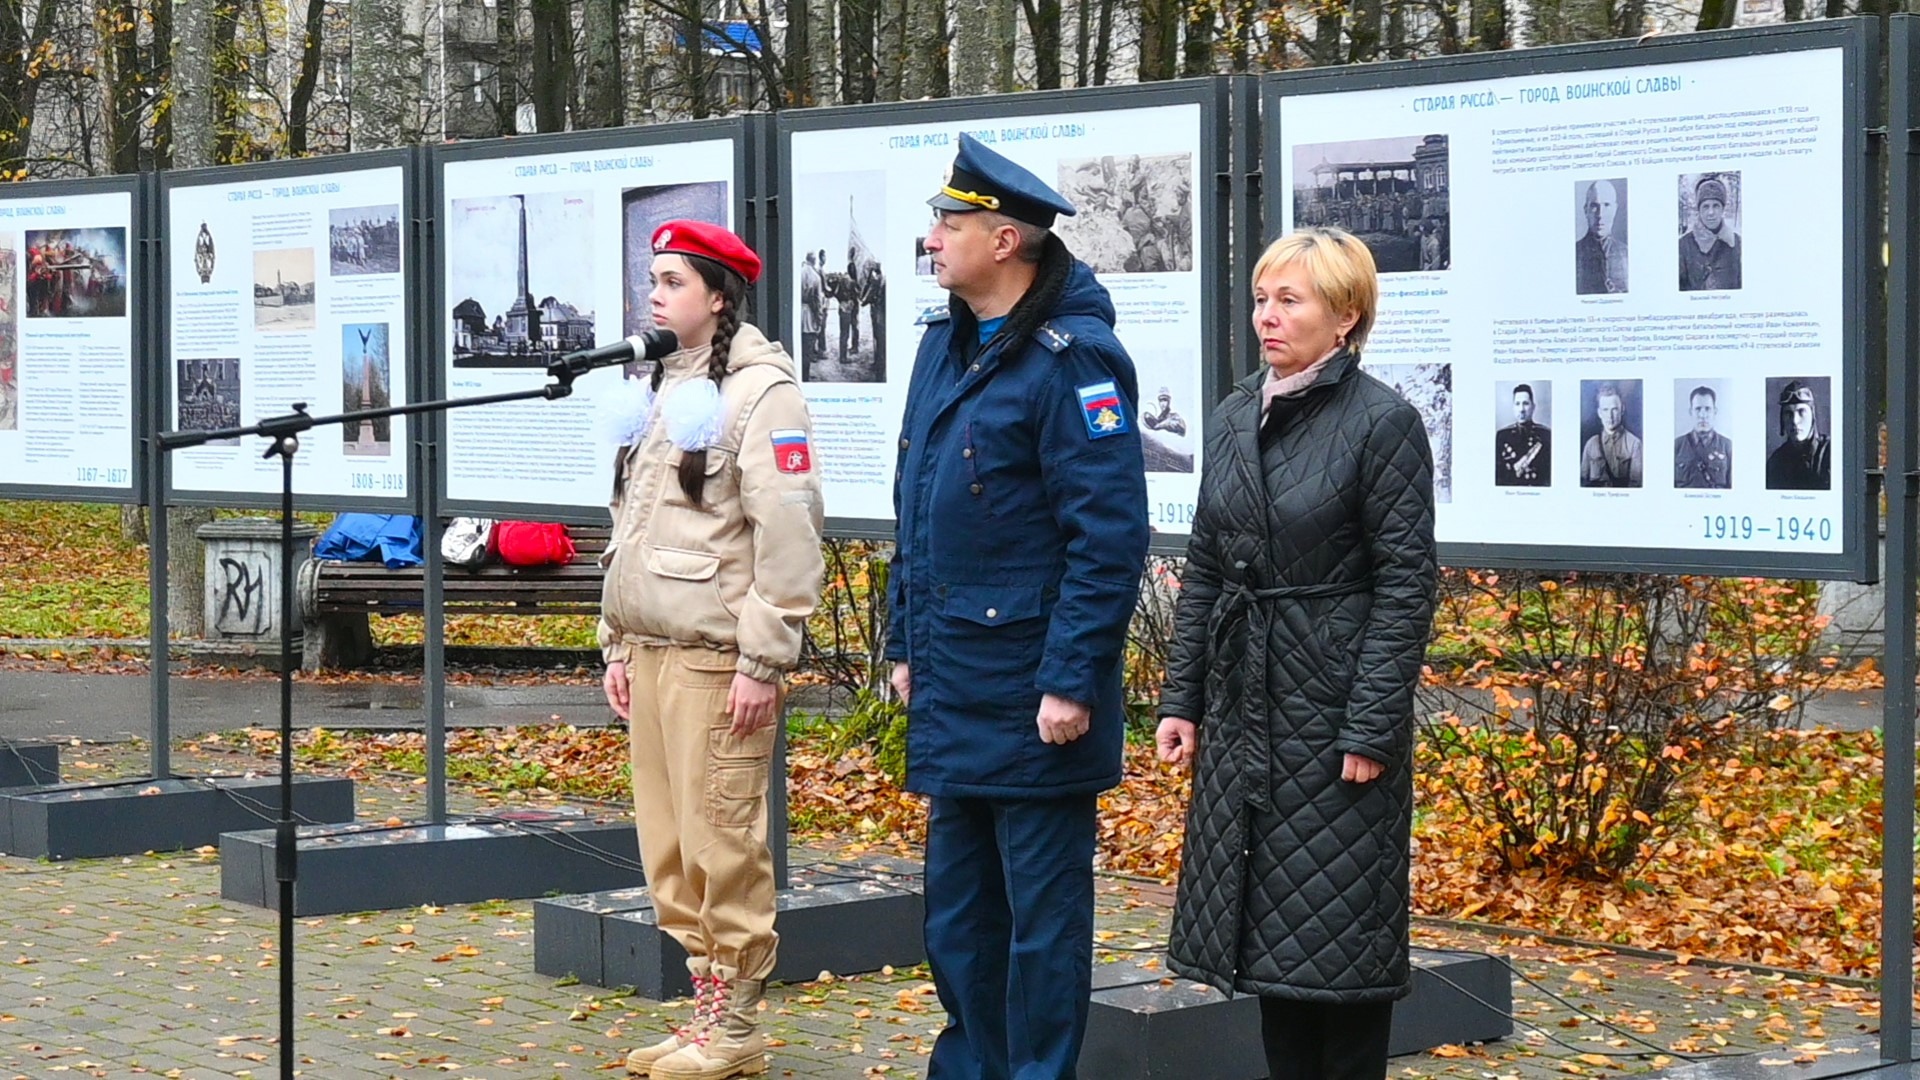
[650,252,748,506]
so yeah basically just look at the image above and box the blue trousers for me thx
[924,794,1098,1080]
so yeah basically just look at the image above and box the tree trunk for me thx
[787,0,813,104]
[1470,0,1506,50]
[991,0,1016,92]
[150,0,171,166]
[1180,0,1212,77]
[1612,0,1646,38]
[288,0,328,154]
[104,0,145,173]
[1428,0,1461,53]
[1022,0,1062,89]
[1694,0,1735,29]
[351,0,413,148]
[170,0,214,170]
[580,0,622,127]
[1783,0,1805,18]
[877,0,908,100]
[1137,0,1177,82]
[1310,10,1343,66]
[211,1,241,161]
[528,0,571,131]
[901,0,945,99]
[1386,0,1407,59]
[842,0,878,103]
[1092,0,1114,84]
[495,0,521,134]
[1074,0,1089,85]
[810,0,838,104]
[952,0,987,94]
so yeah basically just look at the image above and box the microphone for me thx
[547,328,679,380]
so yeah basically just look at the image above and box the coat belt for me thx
[1205,577,1372,813]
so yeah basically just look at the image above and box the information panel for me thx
[434,124,745,517]
[780,82,1227,546]
[0,179,140,503]
[164,154,413,506]
[1266,22,1873,578]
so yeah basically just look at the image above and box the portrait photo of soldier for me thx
[1574,178,1629,295]
[1494,380,1551,487]
[1765,376,1831,490]
[1672,379,1733,490]
[1579,379,1643,489]
[1679,172,1742,292]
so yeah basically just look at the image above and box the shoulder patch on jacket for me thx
[915,303,950,326]
[1076,380,1129,439]
[1034,322,1074,353]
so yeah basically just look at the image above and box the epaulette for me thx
[915,303,951,326]
[1033,322,1074,353]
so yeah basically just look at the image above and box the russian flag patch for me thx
[771,429,813,473]
[1076,380,1128,439]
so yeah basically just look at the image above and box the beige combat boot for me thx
[650,977,768,1079]
[626,971,723,1076]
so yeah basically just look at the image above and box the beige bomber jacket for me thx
[596,325,826,682]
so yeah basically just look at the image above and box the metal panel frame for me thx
[775,77,1235,553]
[1260,19,1881,582]
[429,118,758,525]
[159,147,421,512]
[0,172,147,506]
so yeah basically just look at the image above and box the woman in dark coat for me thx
[1156,227,1437,1080]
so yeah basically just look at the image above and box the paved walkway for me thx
[0,736,1888,1080]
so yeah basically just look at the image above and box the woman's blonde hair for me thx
[1251,227,1379,353]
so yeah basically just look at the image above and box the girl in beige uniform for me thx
[598,220,825,1080]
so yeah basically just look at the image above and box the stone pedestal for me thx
[1816,536,1887,661]
[196,518,318,670]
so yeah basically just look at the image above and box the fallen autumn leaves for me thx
[191,720,1909,981]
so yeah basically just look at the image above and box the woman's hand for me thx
[603,661,631,722]
[728,672,781,738]
[1156,717,1197,765]
[1342,752,1384,784]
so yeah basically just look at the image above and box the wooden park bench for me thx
[296,526,610,670]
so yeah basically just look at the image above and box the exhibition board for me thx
[777,80,1233,549]
[0,174,143,504]
[161,150,417,509]
[430,118,762,522]
[1264,20,1877,578]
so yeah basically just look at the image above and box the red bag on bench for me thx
[493,521,576,567]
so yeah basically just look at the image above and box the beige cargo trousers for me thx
[625,643,780,983]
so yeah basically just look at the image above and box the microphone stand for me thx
[156,356,601,1080]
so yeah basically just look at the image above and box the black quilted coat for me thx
[1160,350,1436,1003]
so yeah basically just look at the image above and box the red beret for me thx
[651,220,762,284]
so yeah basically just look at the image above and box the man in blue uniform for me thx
[888,134,1149,1079]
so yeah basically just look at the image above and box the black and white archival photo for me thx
[1368,362,1452,502]
[1493,379,1553,488]
[1053,153,1195,274]
[0,236,14,431]
[448,192,596,368]
[342,322,392,456]
[1764,374,1831,491]
[1131,349,1196,473]
[177,357,242,445]
[1291,135,1450,273]
[1578,378,1644,489]
[913,238,934,277]
[1672,378,1733,490]
[253,247,316,330]
[329,205,402,276]
[1678,172,1742,292]
[621,180,728,349]
[793,170,886,383]
[26,227,128,318]
[1573,178,1629,295]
